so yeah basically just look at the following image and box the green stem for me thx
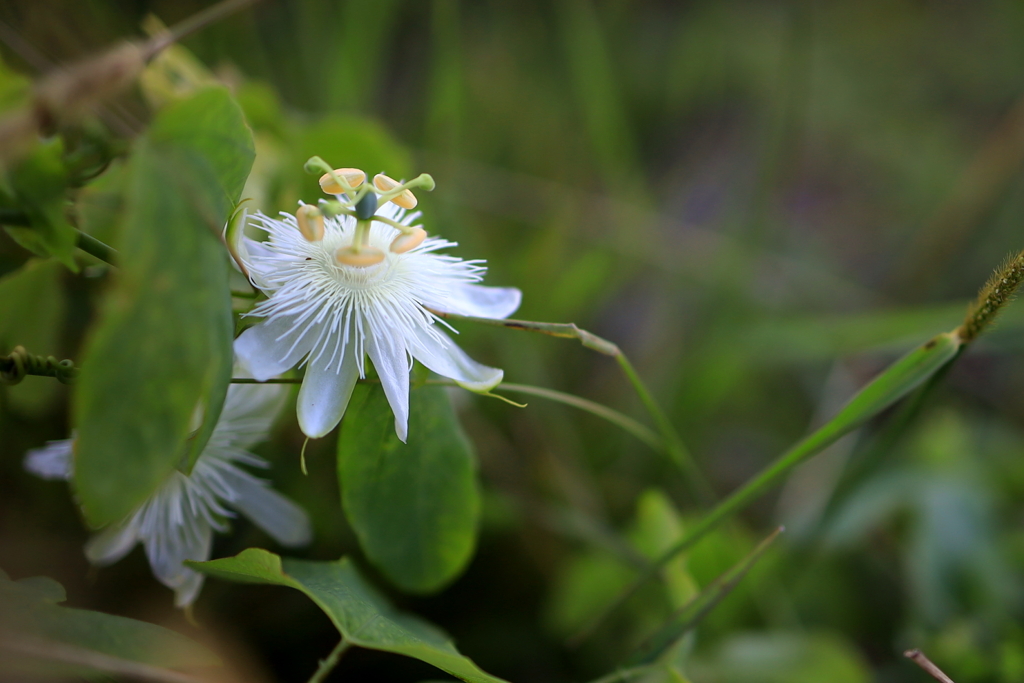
[0,207,119,267]
[497,382,662,453]
[229,375,662,453]
[431,311,708,497]
[306,638,350,683]
[75,231,118,266]
[616,354,714,503]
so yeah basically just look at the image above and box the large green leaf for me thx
[0,569,217,679]
[191,549,508,683]
[0,259,66,415]
[73,87,253,527]
[338,384,481,593]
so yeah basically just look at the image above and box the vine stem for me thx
[0,208,119,266]
[230,376,663,454]
[430,311,712,500]
[306,638,350,683]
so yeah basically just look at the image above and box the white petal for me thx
[430,284,522,319]
[173,572,206,609]
[409,327,504,393]
[366,331,411,442]
[234,315,319,381]
[216,381,289,449]
[23,439,74,480]
[144,521,212,603]
[297,340,360,438]
[239,236,277,288]
[85,520,140,566]
[218,467,312,547]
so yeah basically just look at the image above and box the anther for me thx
[335,246,385,268]
[373,173,418,209]
[319,168,366,195]
[296,205,324,242]
[390,227,427,253]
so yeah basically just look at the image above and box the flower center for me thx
[299,156,435,268]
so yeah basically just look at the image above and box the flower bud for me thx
[319,168,366,195]
[390,227,427,253]
[296,205,324,242]
[373,173,418,209]
[335,246,385,268]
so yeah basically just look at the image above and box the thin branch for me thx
[905,649,956,683]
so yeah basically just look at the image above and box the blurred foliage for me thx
[3,0,1024,681]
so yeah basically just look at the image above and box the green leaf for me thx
[1,139,78,270]
[191,549,508,683]
[574,332,962,643]
[628,527,783,665]
[73,88,253,527]
[0,259,66,415]
[338,385,481,593]
[664,330,961,564]
[0,571,217,678]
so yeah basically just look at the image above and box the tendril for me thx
[0,345,80,385]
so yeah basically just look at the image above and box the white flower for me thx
[233,195,521,441]
[24,380,311,608]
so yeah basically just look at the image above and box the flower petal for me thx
[429,284,522,319]
[409,327,504,393]
[216,380,289,449]
[23,439,74,480]
[173,571,206,609]
[85,519,140,566]
[144,520,213,607]
[219,467,312,547]
[234,315,320,381]
[366,330,411,442]
[297,340,360,438]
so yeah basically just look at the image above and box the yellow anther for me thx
[319,168,366,195]
[390,227,427,254]
[335,246,385,268]
[373,173,418,210]
[296,205,324,242]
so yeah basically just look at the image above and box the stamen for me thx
[390,227,427,253]
[335,246,385,268]
[373,173,418,209]
[296,205,324,242]
[319,168,366,195]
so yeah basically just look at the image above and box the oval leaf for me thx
[0,571,217,677]
[73,88,252,527]
[338,384,480,593]
[190,549,507,683]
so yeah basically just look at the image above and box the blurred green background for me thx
[4,0,1024,681]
